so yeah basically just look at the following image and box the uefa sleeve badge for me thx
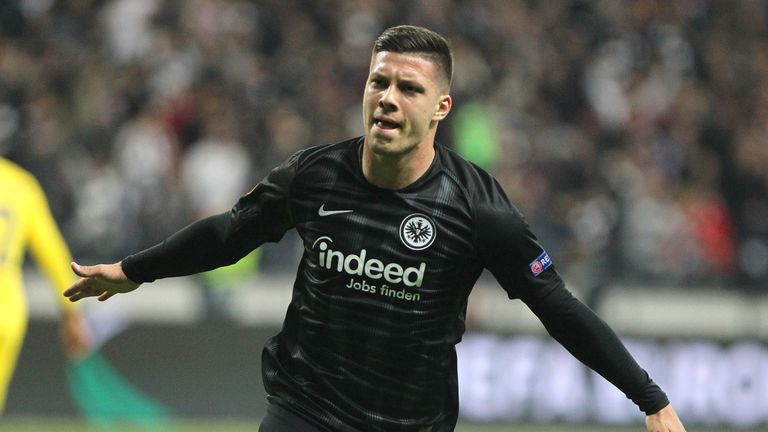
[529,250,552,277]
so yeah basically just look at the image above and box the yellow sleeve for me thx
[25,176,77,312]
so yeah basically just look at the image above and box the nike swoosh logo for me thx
[318,204,353,217]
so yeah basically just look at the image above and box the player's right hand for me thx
[64,262,140,302]
[646,404,686,432]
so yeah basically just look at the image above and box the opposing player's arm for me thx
[25,175,78,310]
[19,173,90,355]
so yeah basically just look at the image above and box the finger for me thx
[64,278,94,297]
[67,288,96,302]
[98,291,115,302]
[66,282,103,302]
[63,279,85,297]
[71,262,100,278]
[67,292,85,302]
[70,262,86,276]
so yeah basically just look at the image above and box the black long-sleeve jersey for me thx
[122,137,668,432]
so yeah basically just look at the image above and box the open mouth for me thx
[374,118,401,130]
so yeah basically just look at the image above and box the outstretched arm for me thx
[526,285,669,414]
[63,149,299,300]
[526,285,685,431]
[472,199,685,430]
[64,262,140,302]
[62,212,244,301]
[63,212,243,302]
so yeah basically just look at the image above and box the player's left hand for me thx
[60,310,90,359]
[646,403,686,432]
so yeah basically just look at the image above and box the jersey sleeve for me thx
[25,175,77,312]
[122,150,301,283]
[473,180,669,415]
[472,181,560,303]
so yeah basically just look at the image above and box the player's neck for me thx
[362,141,435,190]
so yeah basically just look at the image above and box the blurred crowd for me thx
[1,0,766,296]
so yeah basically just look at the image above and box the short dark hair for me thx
[373,25,453,90]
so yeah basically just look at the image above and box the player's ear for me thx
[432,94,452,122]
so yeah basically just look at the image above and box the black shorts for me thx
[259,401,323,432]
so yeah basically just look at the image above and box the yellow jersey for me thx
[0,157,75,325]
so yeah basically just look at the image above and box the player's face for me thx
[363,51,451,158]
